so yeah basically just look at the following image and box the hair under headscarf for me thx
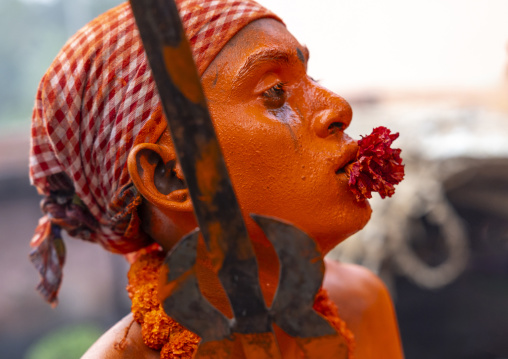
[29,0,281,305]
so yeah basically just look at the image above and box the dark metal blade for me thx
[250,214,337,338]
[160,230,231,342]
[129,0,268,333]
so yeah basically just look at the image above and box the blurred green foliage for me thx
[24,324,103,359]
[0,0,122,132]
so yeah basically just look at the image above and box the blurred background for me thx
[0,0,507,358]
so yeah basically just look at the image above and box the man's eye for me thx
[262,82,286,109]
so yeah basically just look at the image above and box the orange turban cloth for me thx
[29,0,281,305]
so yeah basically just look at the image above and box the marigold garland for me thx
[127,248,355,358]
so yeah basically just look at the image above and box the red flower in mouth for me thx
[347,126,405,201]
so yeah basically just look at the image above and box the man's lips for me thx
[335,159,355,175]
[334,145,359,175]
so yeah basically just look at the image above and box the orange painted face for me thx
[199,18,371,254]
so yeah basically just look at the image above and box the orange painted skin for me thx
[84,18,404,359]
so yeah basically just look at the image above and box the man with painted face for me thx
[29,0,404,358]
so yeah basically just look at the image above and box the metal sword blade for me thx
[129,0,268,332]
[129,4,344,357]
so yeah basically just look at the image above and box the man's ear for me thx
[127,143,193,212]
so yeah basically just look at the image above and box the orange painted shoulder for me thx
[82,313,160,359]
[323,258,404,359]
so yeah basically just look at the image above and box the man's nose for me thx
[310,86,353,138]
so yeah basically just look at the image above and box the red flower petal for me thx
[347,126,405,201]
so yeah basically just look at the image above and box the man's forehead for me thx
[203,18,309,87]
[232,44,309,86]
[240,37,309,66]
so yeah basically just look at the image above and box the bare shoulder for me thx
[323,259,389,317]
[81,313,160,359]
[323,258,404,359]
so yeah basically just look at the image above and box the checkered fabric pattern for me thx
[29,0,281,305]
[30,0,280,252]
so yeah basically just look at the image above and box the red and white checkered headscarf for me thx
[29,0,281,305]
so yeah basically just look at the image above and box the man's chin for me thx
[321,203,372,254]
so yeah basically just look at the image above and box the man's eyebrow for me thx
[232,48,293,88]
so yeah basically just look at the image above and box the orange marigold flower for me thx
[142,310,171,349]
[128,248,201,358]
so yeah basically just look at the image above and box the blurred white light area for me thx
[18,0,57,4]
[256,0,508,93]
